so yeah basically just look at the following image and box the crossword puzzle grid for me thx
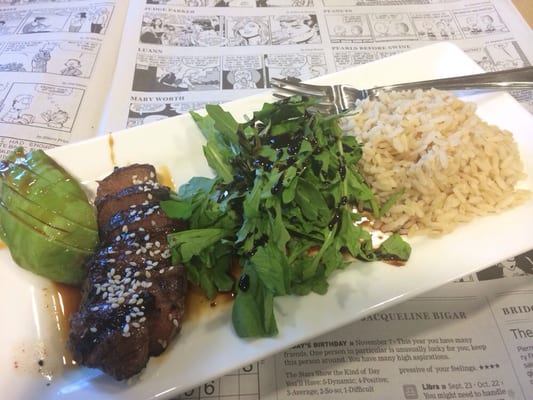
[173,363,260,400]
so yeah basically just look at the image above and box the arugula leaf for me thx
[164,96,411,338]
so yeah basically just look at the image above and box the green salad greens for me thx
[161,96,411,337]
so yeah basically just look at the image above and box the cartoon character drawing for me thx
[69,12,87,32]
[0,62,26,72]
[60,58,82,76]
[476,255,533,280]
[229,69,260,89]
[41,109,69,128]
[31,43,54,73]
[272,15,320,45]
[1,94,35,124]
[232,18,269,46]
[22,16,51,34]
[90,7,108,34]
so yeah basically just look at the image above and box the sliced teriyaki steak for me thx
[68,164,187,380]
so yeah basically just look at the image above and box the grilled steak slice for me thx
[96,163,157,198]
[69,164,187,380]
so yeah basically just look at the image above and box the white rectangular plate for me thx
[1,42,532,400]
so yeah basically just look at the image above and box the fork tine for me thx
[270,78,327,97]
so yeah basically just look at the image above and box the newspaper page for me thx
[101,0,533,134]
[174,250,533,400]
[96,1,533,399]
[0,0,129,158]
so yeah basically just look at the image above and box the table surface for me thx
[514,0,533,28]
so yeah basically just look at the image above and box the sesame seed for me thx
[90,327,97,333]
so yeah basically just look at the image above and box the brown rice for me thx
[342,88,530,236]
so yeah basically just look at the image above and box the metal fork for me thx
[270,66,533,114]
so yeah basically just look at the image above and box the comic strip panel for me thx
[0,82,83,135]
[476,248,533,281]
[1,4,114,35]
[411,12,462,41]
[222,54,266,89]
[264,51,327,82]
[226,16,270,46]
[325,13,373,43]
[133,53,221,92]
[454,5,509,38]
[0,39,99,76]
[145,0,314,7]
[465,40,530,72]
[140,13,226,46]
[0,10,28,36]
[270,14,321,45]
[368,13,417,41]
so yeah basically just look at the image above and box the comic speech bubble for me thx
[35,84,73,96]
[343,15,364,24]
[181,56,219,68]
[222,55,262,70]
[265,54,307,68]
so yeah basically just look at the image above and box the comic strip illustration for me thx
[133,54,221,92]
[0,82,83,134]
[146,0,314,7]
[270,14,320,44]
[454,6,509,37]
[325,14,373,43]
[126,50,327,126]
[0,10,27,35]
[0,3,114,36]
[131,49,328,93]
[264,52,326,81]
[466,40,529,72]
[0,0,76,4]
[367,13,417,41]
[222,54,266,89]
[411,12,460,41]
[476,249,533,281]
[140,14,226,46]
[0,39,99,77]
[227,16,270,46]
[139,12,322,46]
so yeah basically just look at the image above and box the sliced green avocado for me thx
[5,147,88,199]
[0,184,98,252]
[0,147,98,285]
[0,151,96,230]
[0,204,92,285]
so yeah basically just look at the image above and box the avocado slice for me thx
[0,147,98,285]
[0,184,98,252]
[0,204,92,285]
[0,150,96,230]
